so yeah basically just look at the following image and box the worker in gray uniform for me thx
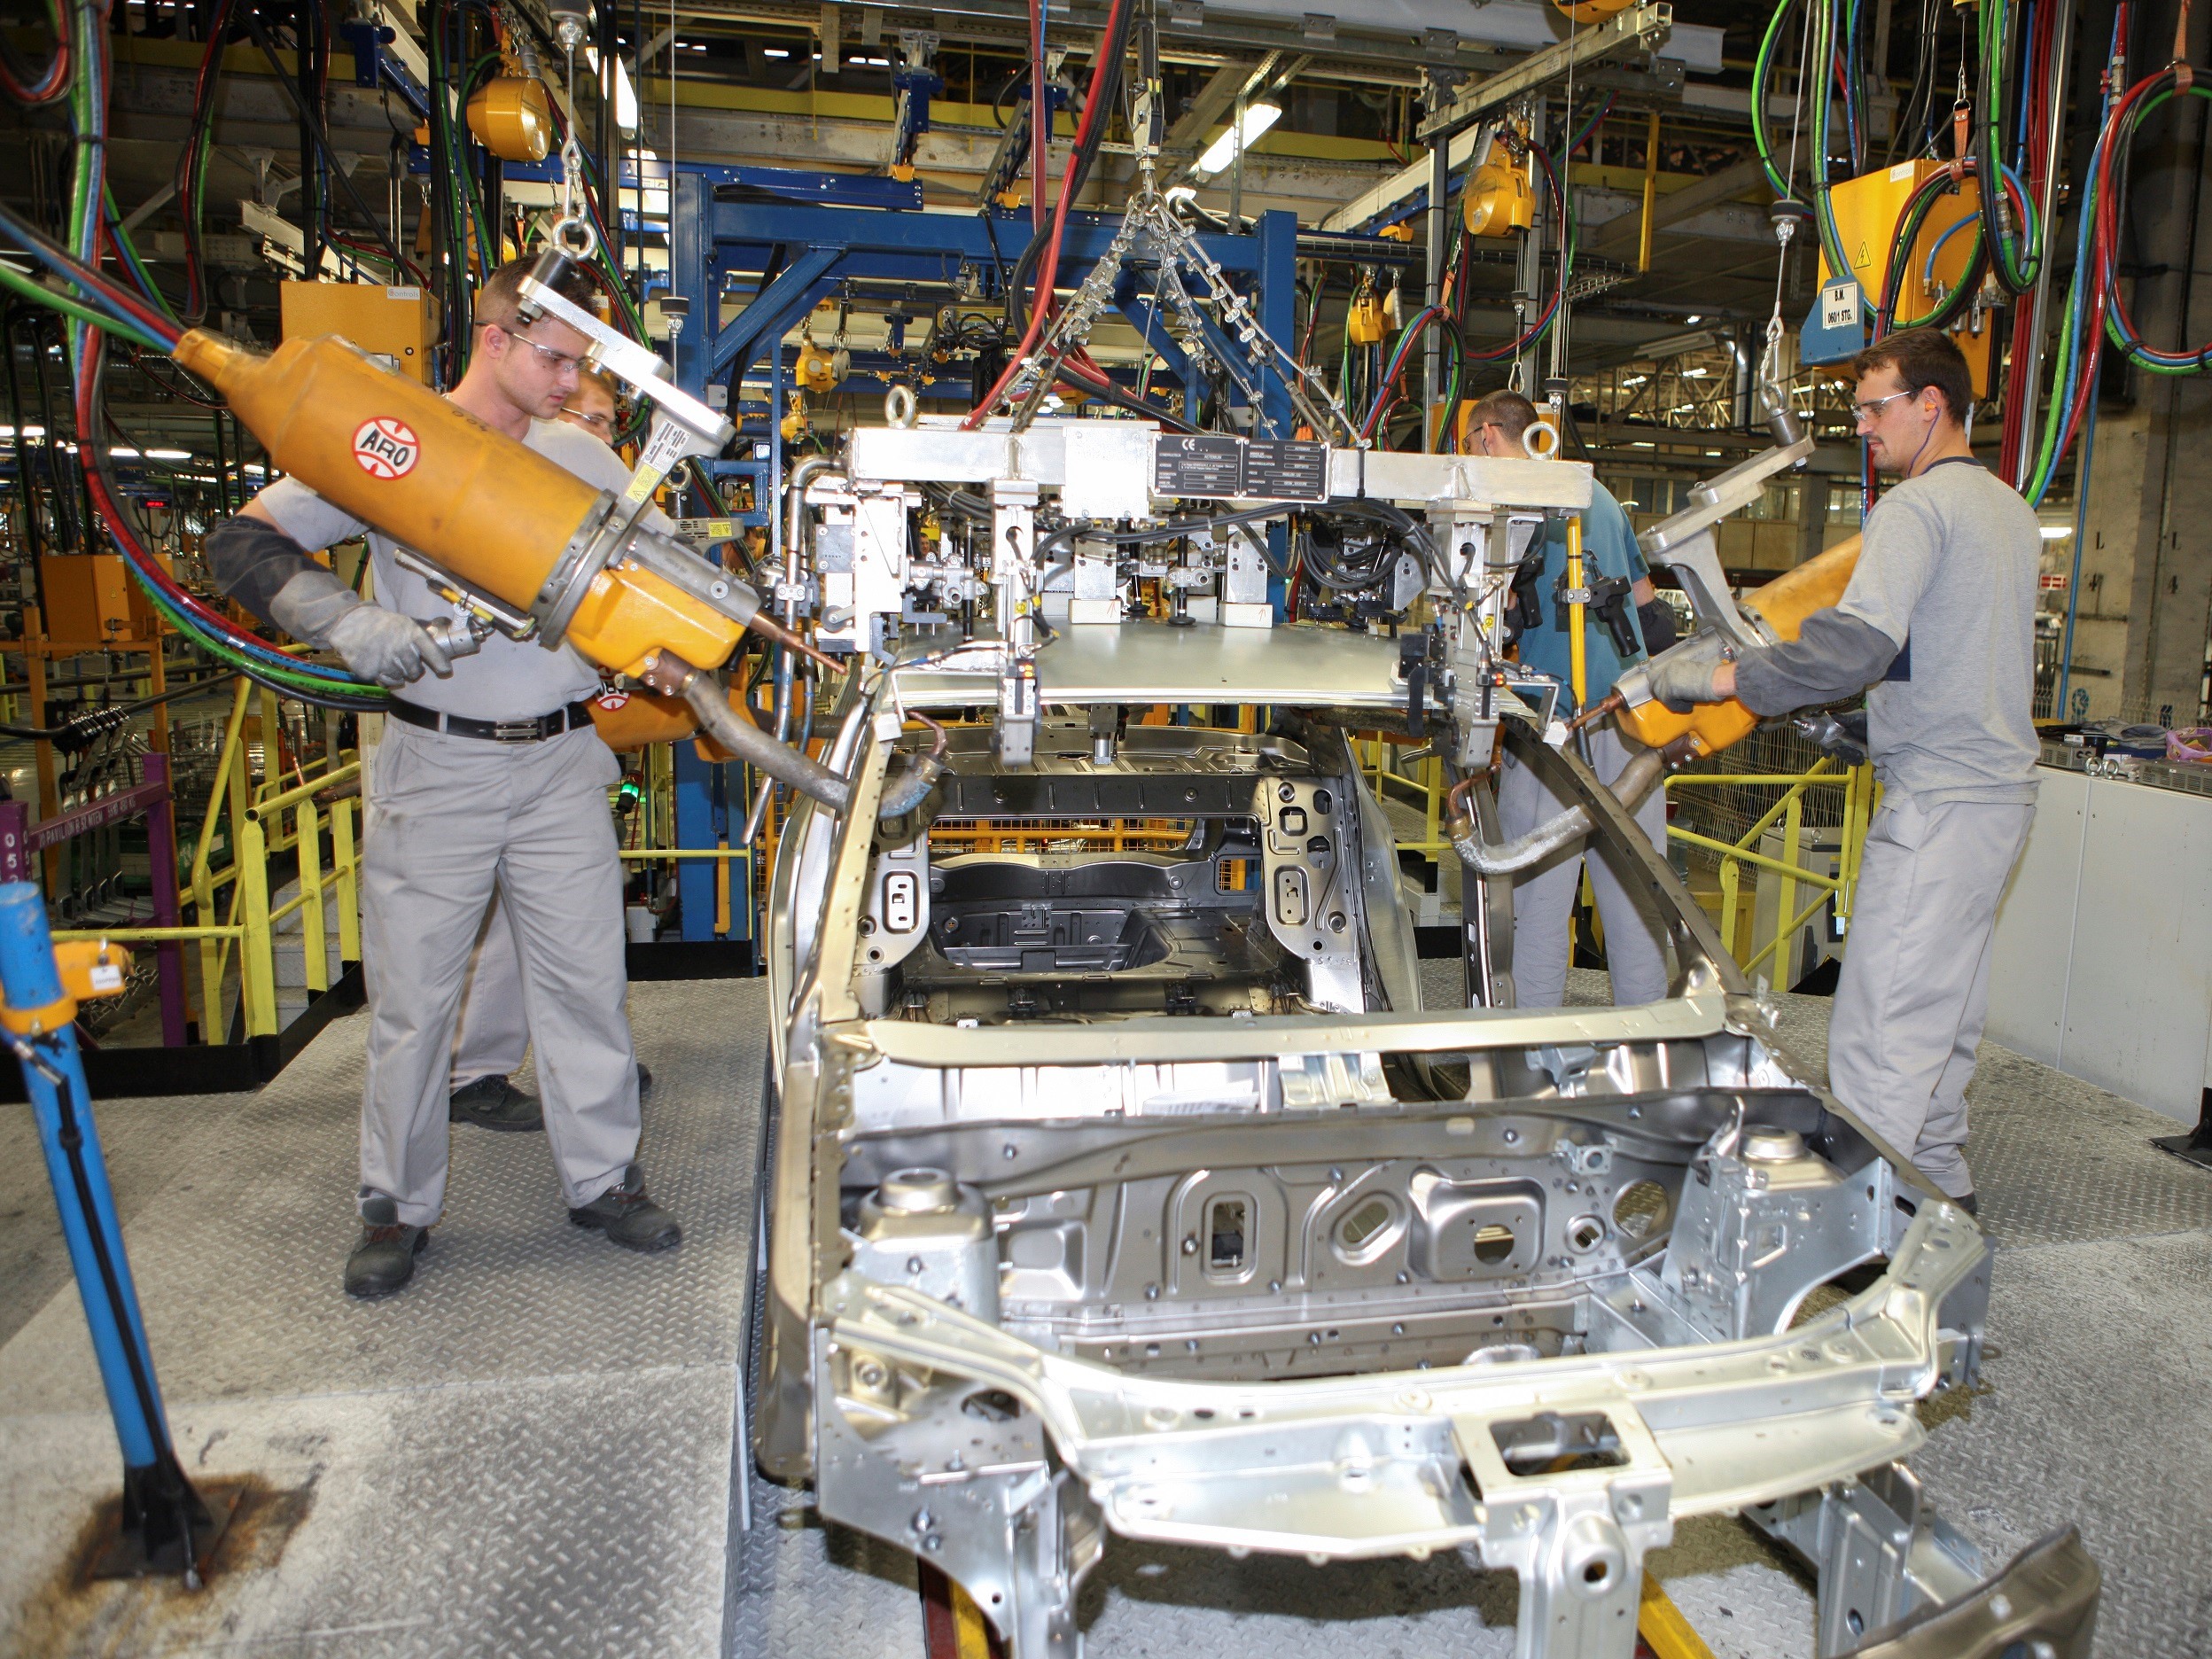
[1466,390,1682,1009]
[447,368,651,1127]
[207,255,681,1297]
[1648,328,2039,1213]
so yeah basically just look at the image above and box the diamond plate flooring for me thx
[5,967,2208,1657]
[0,978,810,1658]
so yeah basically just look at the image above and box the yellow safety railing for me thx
[51,677,363,1043]
[1665,759,1878,979]
[1356,737,1450,855]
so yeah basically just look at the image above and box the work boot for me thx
[1954,1192,1979,1217]
[450,1074,543,1132]
[568,1164,682,1252]
[636,1061,654,1099]
[345,1196,427,1299]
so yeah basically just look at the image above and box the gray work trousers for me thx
[450,892,530,1087]
[360,720,638,1226]
[1497,722,1672,1009]
[1827,793,2034,1199]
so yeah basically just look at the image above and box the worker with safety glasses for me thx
[1465,388,1683,1012]
[1647,327,2040,1216]
[206,255,682,1299]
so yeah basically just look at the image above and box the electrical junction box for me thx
[39,552,172,645]
[1801,161,1994,393]
[279,281,436,382]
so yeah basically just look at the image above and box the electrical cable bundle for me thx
[0,0,392,713]
[2021,41,2212,505]
[170,0,235,323]
[962,0,1139,428]
[0,0,74,107]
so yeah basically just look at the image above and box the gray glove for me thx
[327,605,456,687]
[270,566,453,689]
[1644,632,1734,713]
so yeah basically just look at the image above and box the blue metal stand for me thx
[0,884,222,1581]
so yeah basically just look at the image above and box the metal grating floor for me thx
[3,970,2208,1656]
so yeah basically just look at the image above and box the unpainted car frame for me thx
[749,626,2098,1659]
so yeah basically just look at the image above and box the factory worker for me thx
[1647,327,2038,1214]
[206,255,681,1299]
[1466,389,1681,1010]
[446,367,654,1130]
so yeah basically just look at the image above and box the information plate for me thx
[1241,438,1328,502]
[1152,433,1245,498]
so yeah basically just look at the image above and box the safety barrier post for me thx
[235,812,279,1039]
[0,884,225,1578]
[297,795,327,995]
[331,794,360,965]
[1775,789,1803,980]
[1717,856,1741,962]
[142,754,189,1047]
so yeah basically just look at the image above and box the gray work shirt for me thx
[1834,457,2042,806]
[253,417,672,722]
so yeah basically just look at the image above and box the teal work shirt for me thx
[1514,479,1649,712]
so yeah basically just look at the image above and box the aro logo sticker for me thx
[351,417,420,479]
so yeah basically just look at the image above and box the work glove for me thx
[326,604,455,687]
[1644,632,1734,713]
[270,565,453,688]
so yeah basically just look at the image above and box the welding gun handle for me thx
[415,616,489,661]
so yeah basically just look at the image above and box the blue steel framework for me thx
[656,177,1304,943]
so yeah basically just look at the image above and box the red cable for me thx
[962,0,1130,430]
[0,0,71,105]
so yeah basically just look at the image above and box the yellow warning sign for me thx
[1855,239,1873,271]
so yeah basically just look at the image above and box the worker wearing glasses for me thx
[1465,388,1683,1014]
[1647,328,2040,1216]
[557,368,621,442]
[206,255,682,1299]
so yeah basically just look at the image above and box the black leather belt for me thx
[387,697,598,744]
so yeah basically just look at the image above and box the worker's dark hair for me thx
[472,254,596,331]
[1851,328,1973,424]
[1465,389,1539,440]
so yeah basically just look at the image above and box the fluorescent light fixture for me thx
[146,447,193,460]
[764,46,790,57]
[1622,374,1647,386]
[2040,525,2073,539]
[1685,314,1702,323]
[1195,102,1281,177]
[109,446,141,457]
[585,46,639,132]
[1631,440,1655,448]
[1705,449,1722,456]
[1682,367,1708,378]
[0,424,43,438]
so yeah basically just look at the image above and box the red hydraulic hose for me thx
[962,0,1132,430]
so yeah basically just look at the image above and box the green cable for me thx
[1806,0,1853,281]
[1753,0,1813,204]
[0,263,167,348]
[101,180,178,326]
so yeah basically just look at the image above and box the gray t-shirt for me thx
[255,417,671,721]
[1834,457,2041,805]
